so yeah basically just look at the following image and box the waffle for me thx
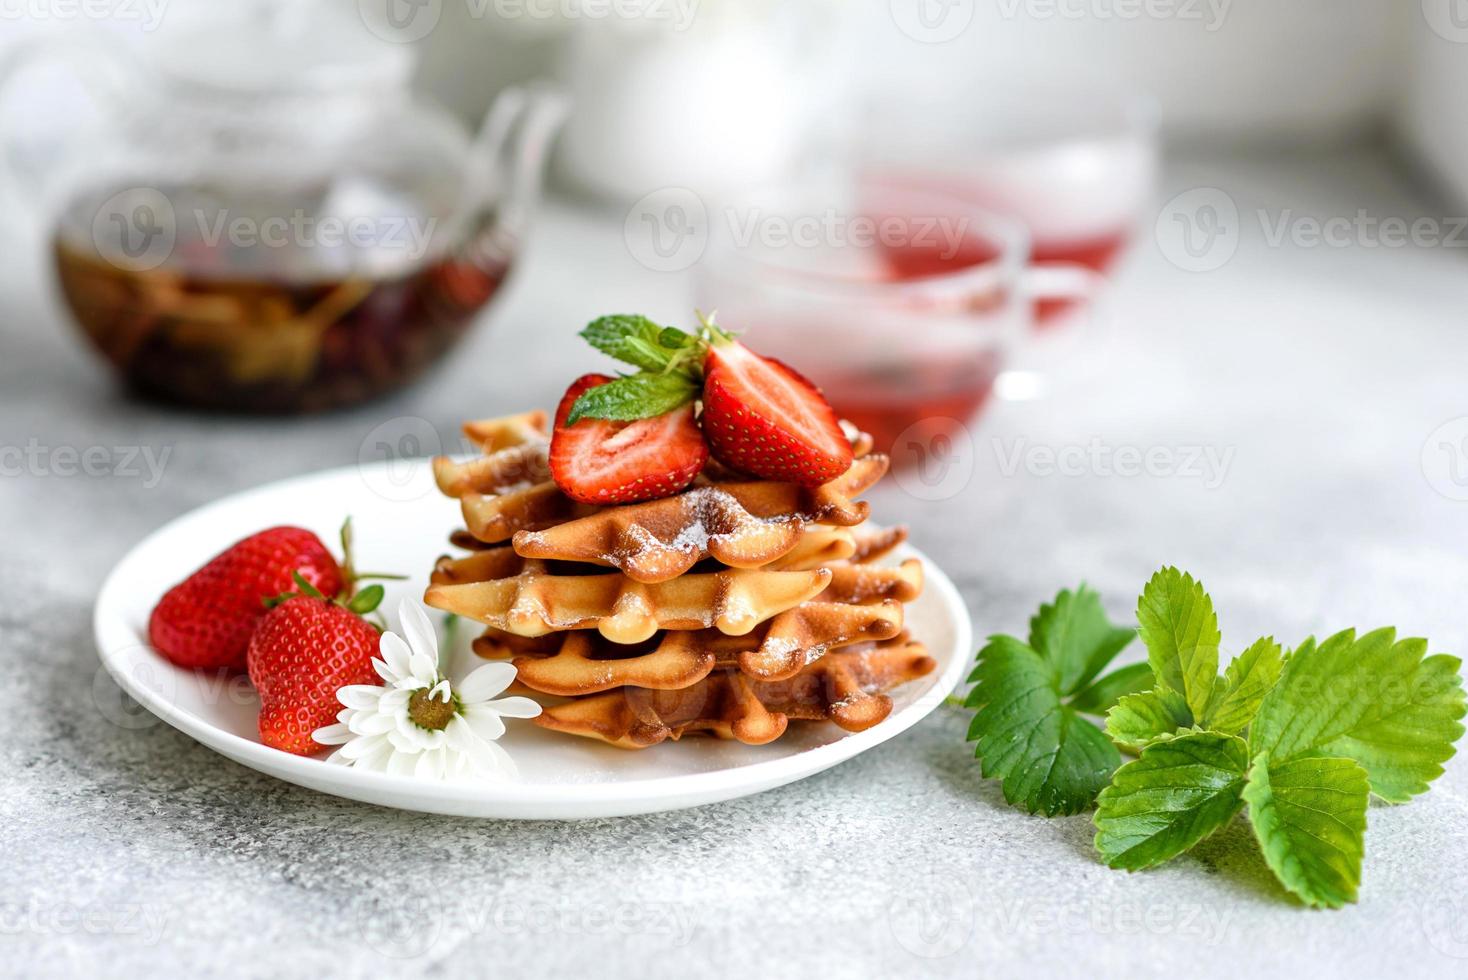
[433,411,888,555]
[425,549,833,644]
[474,597,905,693]
[532,635,937,749]
[509,455,889,582]
[425,408,934,752]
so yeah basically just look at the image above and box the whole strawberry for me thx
[248,581,385,756]
[149,527,342,671]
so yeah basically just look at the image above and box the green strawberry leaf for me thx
[1094,731,1250,871]
[964,633,1122,817]
[1106,686,1194,751]
[1137,567,1220,719]
[1202,636,1284,734]
[1070,662,1155,715]
[1250,628,1467,801]
[1029,585,1137,695]
[580,315,701,376]
[1242,753,1369,908]
[566,372,700,425]
[347,584,385,615]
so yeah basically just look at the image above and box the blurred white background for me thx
[0,0,1458,201]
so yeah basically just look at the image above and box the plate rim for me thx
[93,461,974,815]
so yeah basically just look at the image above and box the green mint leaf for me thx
[964,634,1121,816]
[1070,662,1154,715]
[1201,636,1285,734]
[1105,686,1194,751]
[1093,731,1249,870]
[1250,628,1467,801]
[1137,567,1220,720]
[1242,753,1369,908]
[580,315,701,375]
[566,373,699,425]
[1029,585,1136,695]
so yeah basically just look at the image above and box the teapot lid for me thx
[143,1,414,96]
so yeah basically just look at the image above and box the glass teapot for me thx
[0,4,565,412]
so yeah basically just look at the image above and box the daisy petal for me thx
[487,695,542,719]
[340,732,387,761]
[416,748,446,781]
[379,631,414,683]
[337,685,385,710]
[351,711,399,736]
[387,749,419,777]
[398,599,440,665]
[445,715,485,755]
[313,723,352,745]
[461,703,506,742]
[357,739,396,772]
[473,739,518,778]
[456,662,517,703]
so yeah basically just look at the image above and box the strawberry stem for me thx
[696,309,736,346]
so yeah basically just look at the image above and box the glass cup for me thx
[694,177,1088,454]
[858,83,1158,326]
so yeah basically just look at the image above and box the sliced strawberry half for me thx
[701,339,853,486]
[554,373,616,429]
[549,375,709,505]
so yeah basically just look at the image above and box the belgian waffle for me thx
[423,412,935,750]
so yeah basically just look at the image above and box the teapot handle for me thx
[459,84,569,248]
[0,34,134,233]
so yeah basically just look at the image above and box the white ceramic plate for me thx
[94,460,973,819]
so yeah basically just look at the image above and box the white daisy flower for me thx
[313,599,540,780]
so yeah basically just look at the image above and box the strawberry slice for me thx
[549,375,709,504]
[555,373,616,428]
[701,339,853,486]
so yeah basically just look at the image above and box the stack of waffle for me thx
[423,412,935,749]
